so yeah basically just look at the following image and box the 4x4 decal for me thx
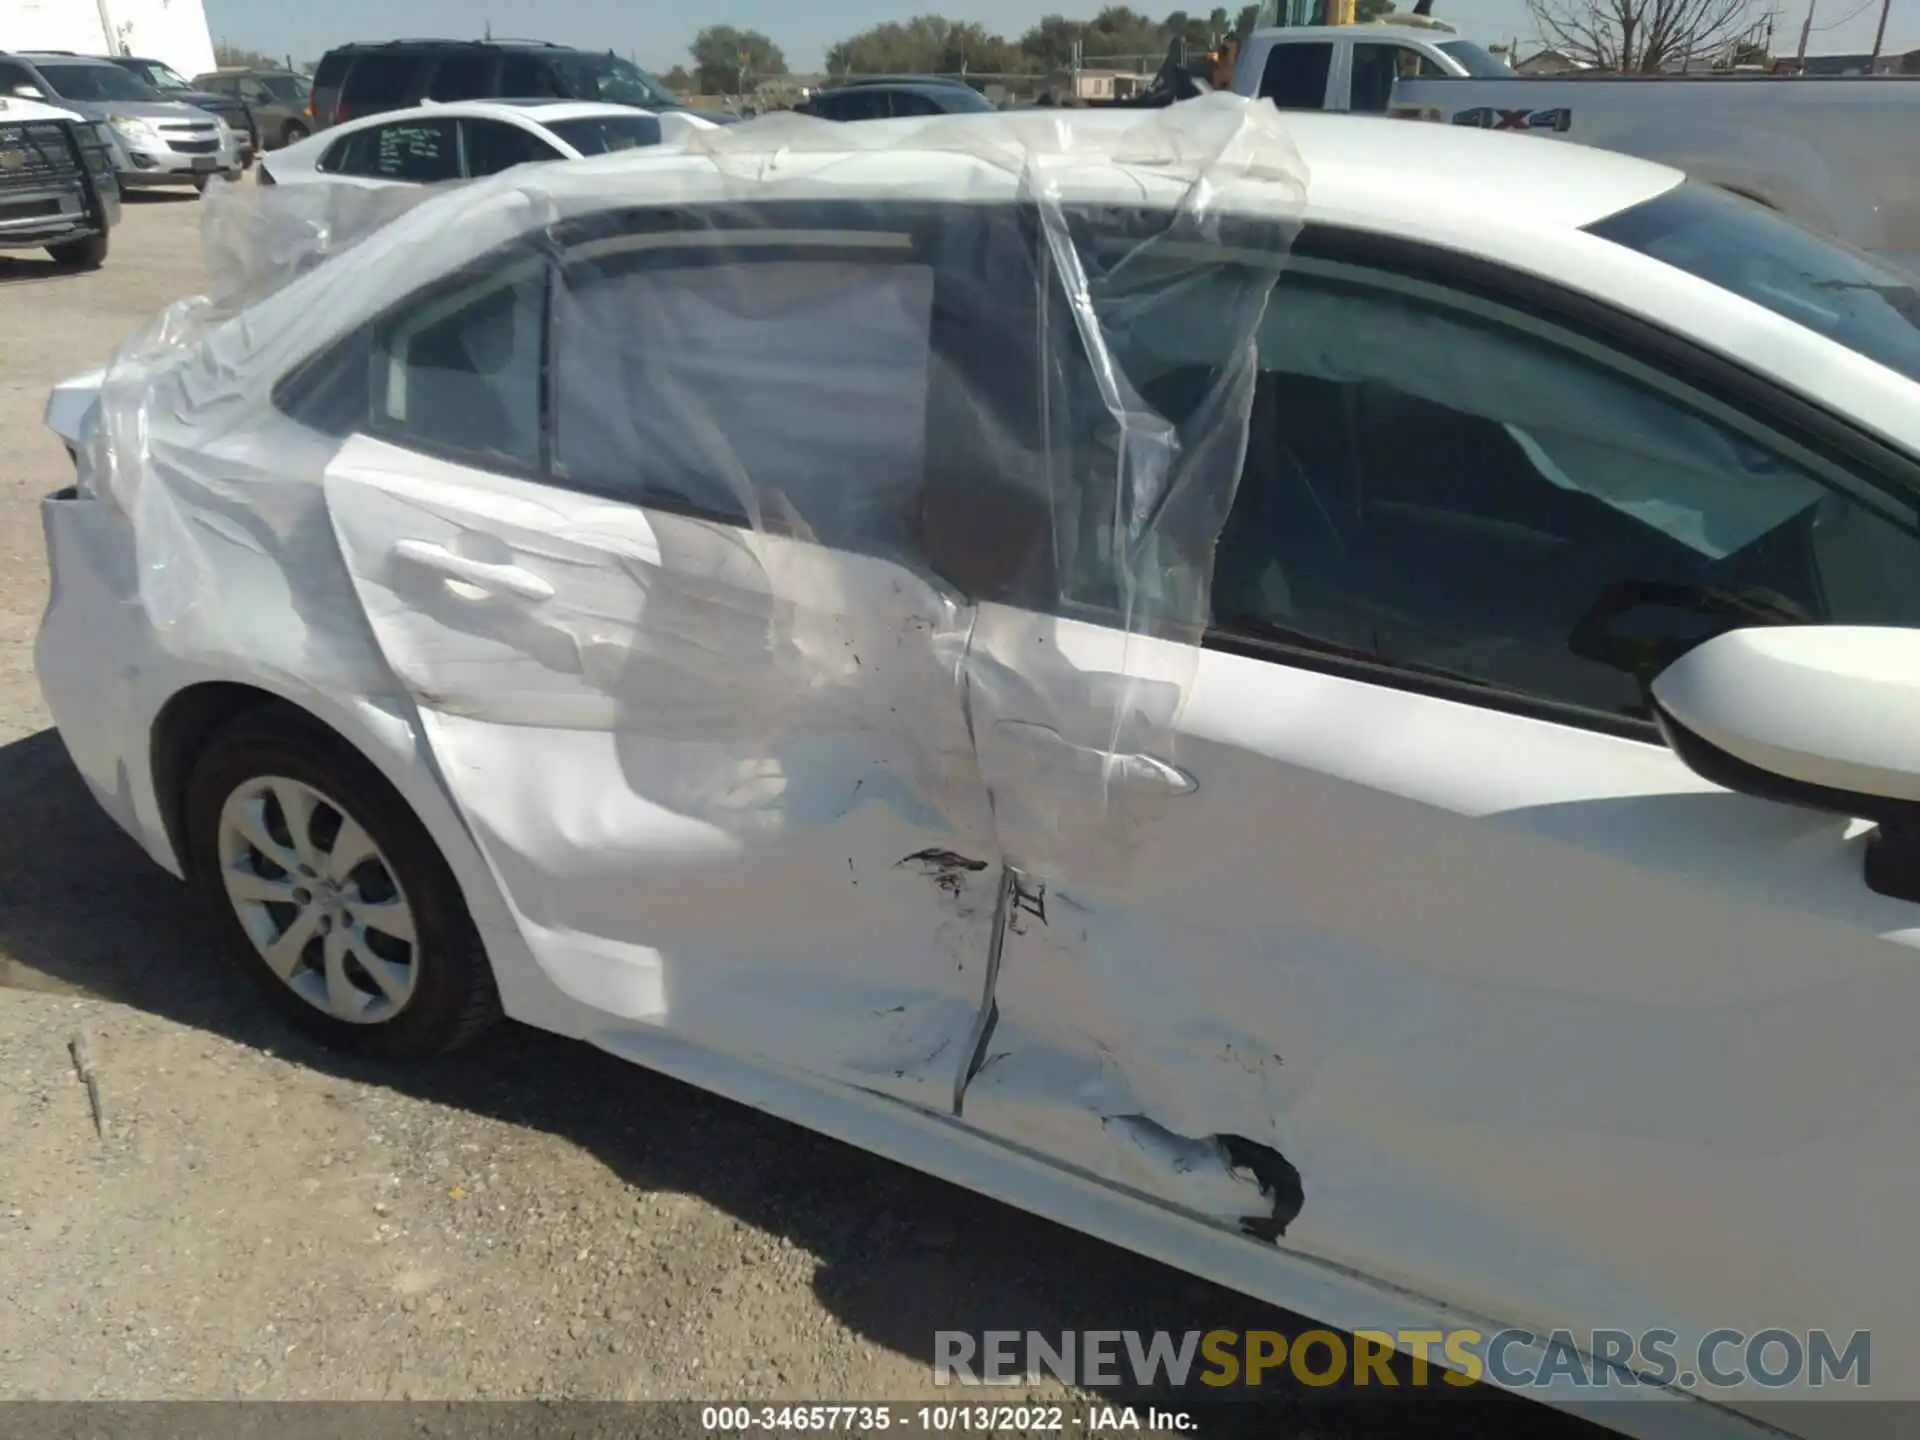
[1452,106,1573,134]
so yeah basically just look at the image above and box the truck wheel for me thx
[46,233,108,272]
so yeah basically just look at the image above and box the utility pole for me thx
[1869,0,1892,66]
[1794,0,1815,66]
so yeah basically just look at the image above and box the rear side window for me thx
[340,53,421,113]
[1588,183,1920,386]
[427,53,496,101]
[312,52,351,91]
[370,252,549,470]
[498,55,567,98]
[328,118,459,182]
[461,118,563,176]
[813,88,891,121]
[1349,43,1444,112]
[545,114,664,154]
[1260,42,1332,110]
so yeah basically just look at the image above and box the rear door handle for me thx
[391,539,556,603]
[991,720,1197,797]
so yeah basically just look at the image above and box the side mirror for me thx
[1652,626,1920,899]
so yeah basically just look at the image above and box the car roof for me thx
[406,99,659,123]
[18,53,117,66]
[324,38,584,55]
[1254,24,1469,43]
[718,108,1675,233]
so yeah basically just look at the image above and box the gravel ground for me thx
[0,193,1598,1438]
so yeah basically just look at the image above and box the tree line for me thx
[677,3,1394,92]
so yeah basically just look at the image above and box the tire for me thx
[280,120,309,147]
[45,232,108,271]
[184,704,501,1059]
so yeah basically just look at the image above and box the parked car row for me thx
[0,51,244,193]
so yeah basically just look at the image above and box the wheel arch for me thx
[146,676,593,1039]
[151,680,284,878]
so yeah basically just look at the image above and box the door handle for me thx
[991,720,1197,798]
[390,540,556,603]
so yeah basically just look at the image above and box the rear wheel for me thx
[184,706,500,1058]
[46,232,108,271]
[280,120,309,147]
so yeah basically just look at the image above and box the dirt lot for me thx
[0,195,1589,1435]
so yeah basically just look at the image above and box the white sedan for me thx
[257,98,715,187]
[36,100,1920,1433]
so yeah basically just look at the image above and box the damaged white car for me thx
[35,100,1920,1432]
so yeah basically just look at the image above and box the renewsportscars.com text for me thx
[934,1327,1872,1393]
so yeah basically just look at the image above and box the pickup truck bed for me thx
[1233,26,1920,264]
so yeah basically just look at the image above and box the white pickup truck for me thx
[1231,25,1920,265]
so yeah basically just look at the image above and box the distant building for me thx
[0,0,216,77]
[1774,48,1920,75]
[1047,67,1156,101]
[1513,49,1582,75]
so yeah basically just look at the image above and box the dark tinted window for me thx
[0,61,35,92]
[891,90,943,117]
[546,114,664,154]
[339,53,421,112]
[498,55,567,98]
[370,252,548,469]
[34,63,157,101]
[331,119,459,182]
[1258,42,1331,109]
[427,53,496,101]
[1349,43,1443,111]
[1063,234,1920,720]
[461,118,563,175]
[812,88,891,121]
[312,52,352,90]
[1589,183,1920,386]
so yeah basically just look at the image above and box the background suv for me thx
[193,68,314,150]
[0,52,241,191]
[307,39,735,132]
[797,76,998,120]
[105,56,256,164]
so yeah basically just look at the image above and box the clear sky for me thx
[203,0,1920,75]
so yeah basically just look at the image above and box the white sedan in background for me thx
[258,98,715,187]
[36,101,1920,1434]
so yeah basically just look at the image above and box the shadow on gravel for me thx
[0,728,1602,1439]
[0,253,73,286]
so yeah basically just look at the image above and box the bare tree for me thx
[1524,0,1757,71]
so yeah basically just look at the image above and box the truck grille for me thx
[0,121,83,189]
[169,139,219,155]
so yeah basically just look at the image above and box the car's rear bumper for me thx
[35,485,174,870]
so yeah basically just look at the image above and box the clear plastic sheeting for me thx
[75,97,1306,1100]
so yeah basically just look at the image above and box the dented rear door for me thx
[324,210,1003,1108]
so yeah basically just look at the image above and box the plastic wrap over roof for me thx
[80,94,1308,880]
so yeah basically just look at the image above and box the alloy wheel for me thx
[216,775,419,1024]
